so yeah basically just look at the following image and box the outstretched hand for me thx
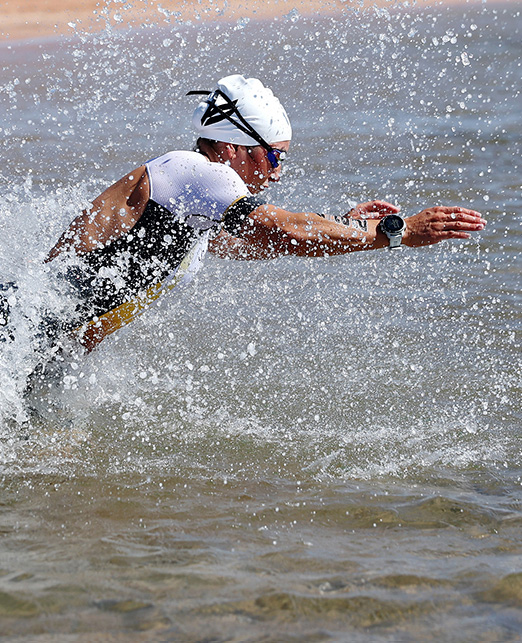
[403,206,486,246]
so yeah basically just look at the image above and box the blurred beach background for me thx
[1,0,521,641]
[1,0,514,41]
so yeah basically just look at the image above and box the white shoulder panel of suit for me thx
[146,150,250,228]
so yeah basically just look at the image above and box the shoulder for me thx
[146,150,245,184]
[145,150,250,219]
[146,150,204,170]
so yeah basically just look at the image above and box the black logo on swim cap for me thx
[187,89,272,152]
[201,96,239,127]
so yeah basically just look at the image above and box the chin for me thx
[248,184,265,194]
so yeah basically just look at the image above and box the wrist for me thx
[377,214,406,249]
[402,219,414,246]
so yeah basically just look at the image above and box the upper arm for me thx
[46,166,150,261]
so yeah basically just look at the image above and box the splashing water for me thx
[0,2,521,640]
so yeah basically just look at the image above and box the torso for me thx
[57,151,251,346]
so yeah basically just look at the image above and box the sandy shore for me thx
[0,0,497,42]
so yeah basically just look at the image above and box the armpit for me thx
[222,195,266,235]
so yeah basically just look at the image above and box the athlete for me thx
[35,74,486,353]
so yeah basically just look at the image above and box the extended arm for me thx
[228,204,486,259]
[208,199,401,260]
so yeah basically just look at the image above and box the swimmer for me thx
[34,74,486,353]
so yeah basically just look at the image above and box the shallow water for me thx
[1,2,521,641]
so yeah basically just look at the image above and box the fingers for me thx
[438,206,483,217]
[437,220,486,232]
[450,212,486,223]
[351,200,400,220]
[425,206,485,221]
[435,209,487,232]
[404,205,487,247]
[359,200,400,214]
[371,200,401,214]
[438,230,472,240]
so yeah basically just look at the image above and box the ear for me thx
[224,143,240,160]
[214,141,238,161]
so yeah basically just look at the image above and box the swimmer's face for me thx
[232,141,290,194]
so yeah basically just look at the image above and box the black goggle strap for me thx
[186,89,273,153]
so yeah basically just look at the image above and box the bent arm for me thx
[45,166,150,262]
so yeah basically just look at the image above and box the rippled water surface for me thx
[1,2,521,640]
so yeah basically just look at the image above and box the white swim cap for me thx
[190,74,292,146]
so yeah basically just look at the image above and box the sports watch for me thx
[378,214,406,249]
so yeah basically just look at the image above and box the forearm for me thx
[238,203,486,257]
[243,205,388,257]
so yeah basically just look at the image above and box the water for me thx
[1,2,521,640]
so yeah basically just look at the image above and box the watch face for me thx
[382,214,405,234]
